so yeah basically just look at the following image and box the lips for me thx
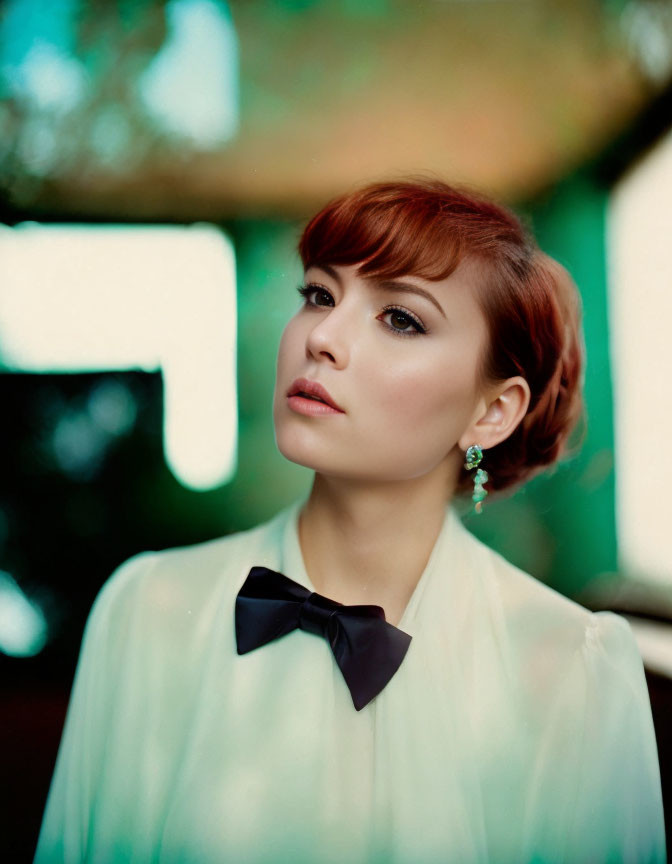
[287,377,344,412]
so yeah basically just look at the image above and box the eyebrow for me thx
[312,263,446,318]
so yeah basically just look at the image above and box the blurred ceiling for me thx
[1,0,671,219]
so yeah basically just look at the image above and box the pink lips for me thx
[287,377,345,414]
[288,395,344,417]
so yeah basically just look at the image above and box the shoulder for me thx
[460,520,592,633]
[457,521,642,689]
[450,524,664,848]
[86,507,286,649]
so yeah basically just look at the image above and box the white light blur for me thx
[0,570,47,657]
[87,379,137,437]
[0,0,87,113]
[138,0,238,148]
[52,410,110,480]
[8,38,87,113]
[607,127,672,585]
[621,0,672,85]
[0,223,238,491]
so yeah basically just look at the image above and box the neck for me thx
[298,471,456,626]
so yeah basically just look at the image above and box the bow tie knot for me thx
[235,566,412,711]
[298,592,341,640]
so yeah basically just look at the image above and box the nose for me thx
[305,300,353,368]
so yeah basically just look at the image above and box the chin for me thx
[273,425,333,471]
[274,433,323,472]
[273,422,311,465]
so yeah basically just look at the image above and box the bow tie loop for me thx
[235,566,412,711]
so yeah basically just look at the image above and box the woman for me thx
[35,178,665,863]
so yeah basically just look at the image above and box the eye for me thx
[296,283,427,336]
[296,283,334,307]
[384,306,427,336]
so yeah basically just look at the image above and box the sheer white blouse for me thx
[35,495,666,863]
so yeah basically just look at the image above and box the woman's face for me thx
[273,261,491,484]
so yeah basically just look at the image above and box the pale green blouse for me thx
[35,496,666,863]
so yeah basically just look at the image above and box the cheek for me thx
[273,324,296,412]
[371,349,476,432]
[276,318,301,371]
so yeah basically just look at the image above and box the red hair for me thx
[297,176,586,498]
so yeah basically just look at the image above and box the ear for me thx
[458,376,531,453]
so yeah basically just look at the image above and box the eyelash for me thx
[296,283,428,338]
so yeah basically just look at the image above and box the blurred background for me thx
[1,0,672,859]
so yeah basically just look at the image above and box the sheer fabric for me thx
[35,496,666,863]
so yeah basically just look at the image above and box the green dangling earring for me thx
[464,444,489,515]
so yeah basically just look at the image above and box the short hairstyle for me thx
[297,176,586,499]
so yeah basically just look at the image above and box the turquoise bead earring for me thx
[464,445,489,515]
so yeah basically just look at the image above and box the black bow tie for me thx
[235,566,412,711]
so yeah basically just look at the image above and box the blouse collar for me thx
[279,493,463,637]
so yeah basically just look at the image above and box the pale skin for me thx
[273,260,531,626]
